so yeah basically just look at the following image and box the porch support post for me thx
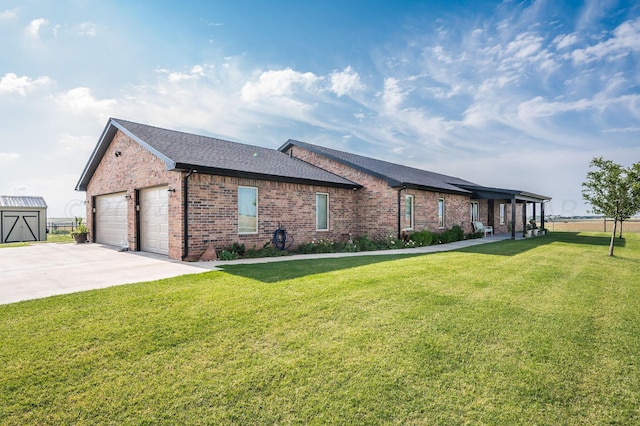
[533,203,537,226]
[522,200,527,235]
[541,202,545,230]
[511,196,517,239]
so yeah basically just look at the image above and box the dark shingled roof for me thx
[76,119,361,191]
[280,139,478,194]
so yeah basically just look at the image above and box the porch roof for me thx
[456,184,552,202]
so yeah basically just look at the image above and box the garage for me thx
[95,192,128,247]
[139,186,168,255]
[1,196,48,243]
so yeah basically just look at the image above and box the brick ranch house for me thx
[76,118,551,260]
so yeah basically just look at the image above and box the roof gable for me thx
[280,139,476,194]
[76,119,360,191]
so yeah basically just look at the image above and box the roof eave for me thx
[173,163,362,190]
[397,182,471,196]
[281,139,402,187]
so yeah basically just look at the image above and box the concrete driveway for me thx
[0,243,220,305]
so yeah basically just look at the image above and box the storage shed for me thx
[0,196,48,243]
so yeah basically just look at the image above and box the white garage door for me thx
[140,186,168,255]
[95,193,128,247]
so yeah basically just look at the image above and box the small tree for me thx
[582,157,640,256]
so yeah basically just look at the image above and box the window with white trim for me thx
[405,194,414,230]
[499,203,506,225]
[238,186,258,234]
[316,193,329,231]
[438,198,445,228]
[470,202,479,222]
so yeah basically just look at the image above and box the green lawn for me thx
[0,233,73,248]
[1,232,639,424]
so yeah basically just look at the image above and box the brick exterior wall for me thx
[184,173,357,257]
[85,130,183,259]
[285,146,476,236]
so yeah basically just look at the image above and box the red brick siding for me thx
[184,173,357,256]
[286,146,475,236]
[85,131,183,259]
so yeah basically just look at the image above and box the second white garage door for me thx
[95,193,128,247]
[140,186,169,255]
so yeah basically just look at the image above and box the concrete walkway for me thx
[0,234,512,305]
[213,233,512,266]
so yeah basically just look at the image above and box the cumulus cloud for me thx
[0,73,52,95]
[25,18,47,38]
[241,68,321,103]
[161,64,207,82]
[329,66,365,97]
[52,87,117,116]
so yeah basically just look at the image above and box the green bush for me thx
[229,242,246,256]
[411,229,433,246]
[218,250,239,261]
[245,242,290,258]
[451,225,465,241]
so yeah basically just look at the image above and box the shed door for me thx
[140,186,169,255]
[1,211,39,243]
[95,193,128,246]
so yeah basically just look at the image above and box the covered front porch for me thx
[460,185,552,240]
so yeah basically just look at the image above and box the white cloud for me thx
[241,68,322,103]
[163,64,207,82]
[0,73,52,95]
[329,66,364,97]
[571,18,640,63]
[25,18,47,38]
[553,33,579,49]
[0,9,17,19]
[505,32,543,60]
[381,77,407,112]
[52,87,117,116]
[602,127,640,133]
[0,153,21,162]
[78,22,97,37]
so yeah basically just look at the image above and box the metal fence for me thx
[47,221,78,234]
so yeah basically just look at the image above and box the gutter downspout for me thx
[397,186,406,240]
[181,169,196,261]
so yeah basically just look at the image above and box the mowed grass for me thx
[1,232,640,424]
[0,233,73,248]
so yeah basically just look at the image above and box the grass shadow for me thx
[218,253,422,283]
[219,232,628,283]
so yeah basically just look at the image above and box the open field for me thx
[1,232,639,424]
[547,219,640,233]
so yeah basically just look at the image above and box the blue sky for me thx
[1,0,639,218]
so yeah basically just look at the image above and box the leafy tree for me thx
[582,157,640,256]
